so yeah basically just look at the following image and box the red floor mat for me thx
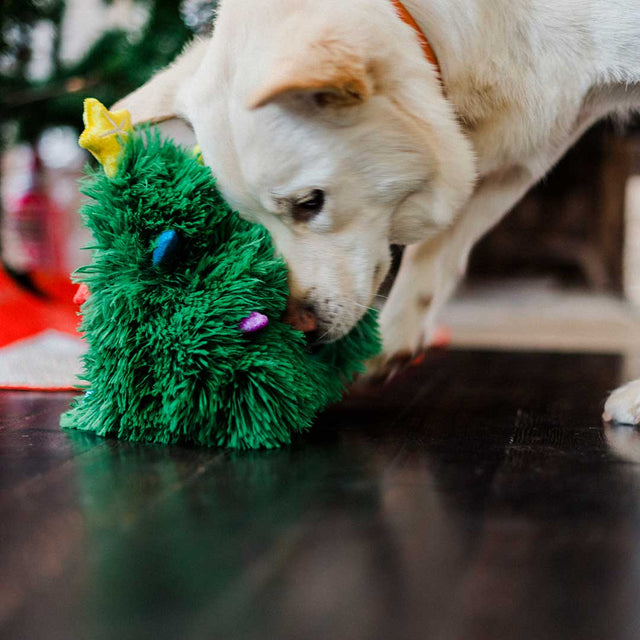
[0,267,83,390]
[0,268,80,348]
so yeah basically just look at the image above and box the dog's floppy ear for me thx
[248,40,373,109]
[111,39,208,125]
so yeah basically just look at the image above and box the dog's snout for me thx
[283,298,318,334]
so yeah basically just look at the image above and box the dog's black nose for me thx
[283,298,318,334]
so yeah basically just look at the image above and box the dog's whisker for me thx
[342,298,379,313]
[352,301,378,312]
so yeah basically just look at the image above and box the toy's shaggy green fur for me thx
[61,129,380,449]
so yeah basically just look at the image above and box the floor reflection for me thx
[4,350,640,639]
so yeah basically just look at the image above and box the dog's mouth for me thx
[282,293,368,345]
[303,319,362,348]
[281,308,343,348]
[282,299,324,347]
[305,332,325,356]
[304,329,330,349]
[282,301,318,335]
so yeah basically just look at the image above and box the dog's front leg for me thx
[370,166,538,378]
[374,233,448,371]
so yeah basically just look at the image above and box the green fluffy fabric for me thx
[61,129,381,449]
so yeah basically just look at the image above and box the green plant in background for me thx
[0,0,200,143]
[0,0,214,271]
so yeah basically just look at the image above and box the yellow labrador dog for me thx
[114,0,640,423]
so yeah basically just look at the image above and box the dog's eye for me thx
[292,189,325,222]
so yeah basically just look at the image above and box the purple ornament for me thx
[239,311,269,334]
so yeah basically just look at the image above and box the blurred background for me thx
[444,121,640,367]
[0,0,639,388]
[0,0,214,387]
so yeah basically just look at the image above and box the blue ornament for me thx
[153,230,179,266]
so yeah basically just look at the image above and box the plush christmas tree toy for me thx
[60,99,380,449]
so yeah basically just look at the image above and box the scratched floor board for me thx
[2,349,640,640]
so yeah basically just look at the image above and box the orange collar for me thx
[390,0,441,80]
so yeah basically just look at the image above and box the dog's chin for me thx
[314,299,375,344]
[306,331,343,351]
[280,312,353,345]
[305,328,341,347]
[307,317,360,346]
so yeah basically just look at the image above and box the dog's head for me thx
[113,0,475,341]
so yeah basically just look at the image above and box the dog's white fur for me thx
[114,0,640,422]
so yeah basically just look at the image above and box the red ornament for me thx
[73,283,90,306]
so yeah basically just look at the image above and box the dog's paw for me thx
[361,350,423,385]
[603,379,640,425]
[360,327,450,385]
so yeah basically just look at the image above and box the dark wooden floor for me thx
[2,349,640,640]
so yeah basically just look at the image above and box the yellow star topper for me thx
[192,144,204,166]
[78,98,132,178]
